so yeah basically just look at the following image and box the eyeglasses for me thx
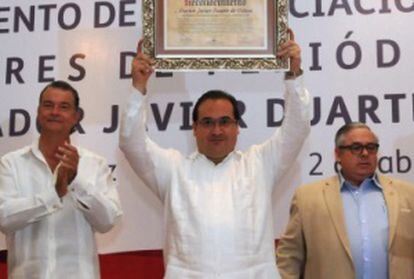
[197,116,238,129]
[338,143,379,155]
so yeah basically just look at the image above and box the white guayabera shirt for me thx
[120,77,310,279]
[0,141,122,279]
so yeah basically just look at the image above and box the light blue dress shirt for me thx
[339,173,389,279]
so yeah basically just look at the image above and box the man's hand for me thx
[132,39,155,94]
[277,29,302,75]
[55,142,79,198]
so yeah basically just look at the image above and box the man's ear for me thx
[75,111,81,122]
[35,116,41,133]
[334,147,341,163]
[192,122,196,136]
[76,107,84,123]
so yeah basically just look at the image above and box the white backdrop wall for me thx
[1,0,414,253]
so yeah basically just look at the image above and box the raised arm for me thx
[254,30,311,187]
[119,40,179,200]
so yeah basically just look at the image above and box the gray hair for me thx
[335,122,379,147]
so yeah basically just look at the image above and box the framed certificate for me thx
[142,0,289,71]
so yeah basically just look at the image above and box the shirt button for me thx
[53,204,58,209]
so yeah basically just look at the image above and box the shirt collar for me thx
[338,170,382,190]
[29,137,82,162]
[29,138,45,161]
[188,150,242,164]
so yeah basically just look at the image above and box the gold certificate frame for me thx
[142,0,289,71]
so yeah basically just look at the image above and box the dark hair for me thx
[39,80,80,111]
[335,122,378,147]
[192,90,240,122]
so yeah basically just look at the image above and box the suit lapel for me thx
[323,176,353,261]
[379,175,399,249]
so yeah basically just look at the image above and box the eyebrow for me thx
[200,116,233,119]
[42,100,72,105]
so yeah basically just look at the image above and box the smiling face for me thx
[37,87,80,136]
[193,98,239,164]
[335,127,379,186]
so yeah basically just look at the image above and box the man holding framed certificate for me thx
[119,30,309,278]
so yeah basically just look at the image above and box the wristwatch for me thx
[285,68,303,80]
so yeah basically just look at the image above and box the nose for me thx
[360,147,369,157]
[51,105,60,114]
[210,123,223,134]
